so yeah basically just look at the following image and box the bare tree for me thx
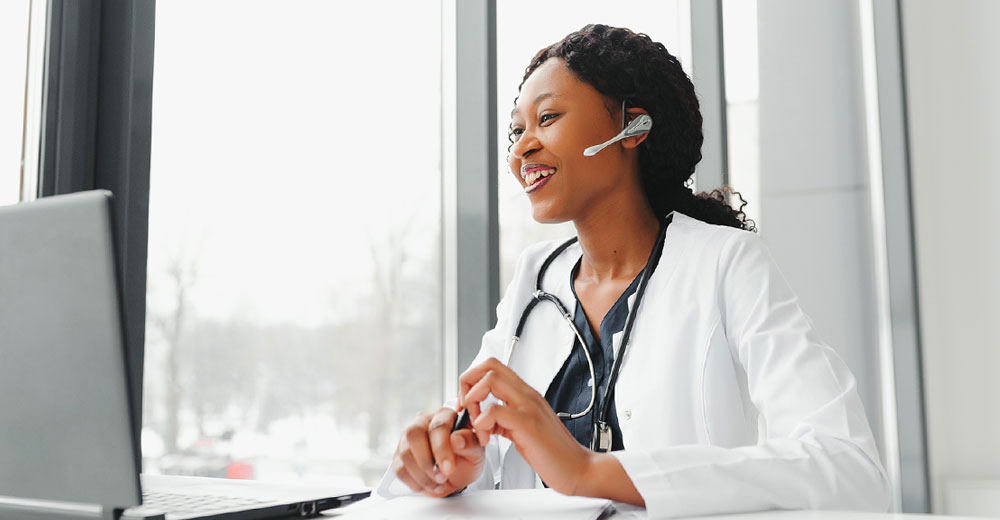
[148,253,198,453]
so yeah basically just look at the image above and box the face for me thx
[508,58,645,223]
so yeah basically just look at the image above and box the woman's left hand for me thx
[458,357,596,495]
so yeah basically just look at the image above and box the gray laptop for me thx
[0,191,369,520]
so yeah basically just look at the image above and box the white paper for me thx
[335,489,613,520]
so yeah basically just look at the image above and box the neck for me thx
[573,190,662,285]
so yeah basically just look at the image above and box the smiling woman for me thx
[379,24,890,519]
[495,0,693,292]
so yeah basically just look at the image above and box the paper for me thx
[334,489,613,520]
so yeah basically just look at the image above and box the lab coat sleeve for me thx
[612,231,891,519]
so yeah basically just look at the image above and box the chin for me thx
[530,204,572,224]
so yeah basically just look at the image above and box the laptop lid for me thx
[0,191,141,508]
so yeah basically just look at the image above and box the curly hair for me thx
[516,24,756,232]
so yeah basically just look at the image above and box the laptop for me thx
[0,190,370,520]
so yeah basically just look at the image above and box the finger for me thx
[428,410,457,476]
[459,358,505,422]
[421,482,452,498]
[402,424,441,484]
[463,368,526,410]
[458,357,507,397]
[471,405,496,446]
[469,402,512,446]
[472,403,531,445]
[400,450,438,491]
[451,428,483,459]
[392,457,422,493]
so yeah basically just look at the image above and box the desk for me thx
[323,492,984,520]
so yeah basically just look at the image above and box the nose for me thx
[510,129,541,161]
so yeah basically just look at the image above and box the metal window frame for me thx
[445,0,500,386]
[691,0,728,192]
[36,0,155,449]
[860,0,931,512]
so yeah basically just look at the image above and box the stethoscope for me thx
[507,213,672,452]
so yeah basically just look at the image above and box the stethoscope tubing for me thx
[511,214,673,428]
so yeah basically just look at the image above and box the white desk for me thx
[323,491,985,520]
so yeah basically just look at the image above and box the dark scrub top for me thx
[543,257,644,453]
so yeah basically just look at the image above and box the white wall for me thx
[757,0,885,455]
[901,0,1000,514]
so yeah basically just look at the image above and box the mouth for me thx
[521,165,556,193]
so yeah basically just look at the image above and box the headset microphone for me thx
[583,114,653,157]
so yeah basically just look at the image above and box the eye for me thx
[540,113,558,124]
[509,126,524,141]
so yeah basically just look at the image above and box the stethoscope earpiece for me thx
[583,114,653,157]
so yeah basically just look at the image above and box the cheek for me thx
[508,154,519,176]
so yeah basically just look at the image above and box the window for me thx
[722,0,761,227]
[495,1,692,289]
[143,1,443,486]
[0,0,43,206]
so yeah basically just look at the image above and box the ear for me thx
[620,107,651,149]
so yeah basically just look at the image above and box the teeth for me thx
[524,168,556,185]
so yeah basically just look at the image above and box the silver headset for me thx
[583,100,653,157]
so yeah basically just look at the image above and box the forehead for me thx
[512,58,605,118]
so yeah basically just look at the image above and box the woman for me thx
[378,24,890,518]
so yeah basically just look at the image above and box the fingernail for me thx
[441,460,452,474]
[434,485,444,494]
[434,472,447,484]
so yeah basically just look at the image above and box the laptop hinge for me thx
[102,506,125,520]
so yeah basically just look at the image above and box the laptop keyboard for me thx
[141,491,272,514]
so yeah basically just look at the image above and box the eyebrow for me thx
[510,92,556,118]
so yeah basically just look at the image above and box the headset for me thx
[583,101,653,157]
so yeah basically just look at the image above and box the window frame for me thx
[36,0,154,470]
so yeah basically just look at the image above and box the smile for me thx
[525,171,554,193]
[521,165,556,193]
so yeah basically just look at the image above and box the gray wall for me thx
[901,0,1000,514]
[757,0,884,457]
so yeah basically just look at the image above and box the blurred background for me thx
[1,0,996,516]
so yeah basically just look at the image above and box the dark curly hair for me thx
[515,24,756,232]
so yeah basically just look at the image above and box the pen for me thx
[452,408,471,431]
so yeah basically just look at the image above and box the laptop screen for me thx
[0,191,141,507]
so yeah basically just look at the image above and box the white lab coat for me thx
[377,212,891,519]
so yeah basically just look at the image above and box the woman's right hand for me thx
[391,407,485,497]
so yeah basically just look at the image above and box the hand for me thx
[391,407,485,497]
[459,357,596,495]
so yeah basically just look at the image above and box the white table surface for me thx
[323,492,988,520]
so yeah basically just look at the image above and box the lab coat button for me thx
[624,409,632,420]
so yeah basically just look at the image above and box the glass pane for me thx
[496,1,692,290]
[722,0,761,227]
[0,0,31,206]
[144,0,443,487]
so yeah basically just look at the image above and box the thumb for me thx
[451,429,484,460]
